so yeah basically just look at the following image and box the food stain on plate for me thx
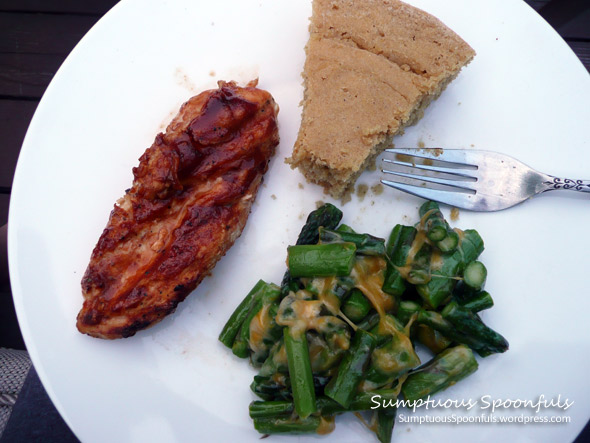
[174,67,197,92]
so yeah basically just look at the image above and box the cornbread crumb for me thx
[298,183,304,189]
[367,156,378,171]
[315,200,325,209]
[371,183,384,195]
[356,184,369,201]
[418,140,425,148]
[271,194,277,200]
[450,207,460,221]
[287,0,475,199]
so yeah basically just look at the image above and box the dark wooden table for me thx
[0,0,120,350]
[0,0,588,441]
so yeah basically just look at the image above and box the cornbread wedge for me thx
[287,0,475,198]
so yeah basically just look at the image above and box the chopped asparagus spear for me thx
[250,284,282,365]
[336,223,356,233]
[287,243,357,278]
[219,279,267,348]
[396,300,421,325]
[321,389,397,415]
[453,280,494,312]
[325,329,376,407]
[382,225,416,296]
[364,315,421,388]
[406,238,432,285]
[280,203,343,297]
[415,249,461,309]
[283,327,317,418]
[376,407,397,443]
[419,201,461,252]
[253,416,323,434]
[416,309,486,351]
[463,260,487,290]
[230,281,281,361]
[457,290,494,312]
[307,330,350,373]
[249,389,399,418]
[258,338,287,377]
[305,276,353,305]
[250,373,330,401]
[342,289,372,322]
[458,229,485,265]
[401,345,478,402]
[442,301,508,356]
[296,203,343,246]
[414,229,485,309]
[232,297,263,358]
[419,201,448,242]
[249,400,294,418]
[356,311,380,332]
[416,324,452,354]
[436,229,459,252]
[319,227,386,256]
[250,374,291,401]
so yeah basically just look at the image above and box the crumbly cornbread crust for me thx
[287,0,475,198]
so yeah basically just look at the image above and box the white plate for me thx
[8,0,590,441]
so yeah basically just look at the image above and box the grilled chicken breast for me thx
[77,80,280,339]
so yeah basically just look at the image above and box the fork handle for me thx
[543,177,590,193]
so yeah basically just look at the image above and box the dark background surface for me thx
[0,0,589,441]
[0,0,121,351]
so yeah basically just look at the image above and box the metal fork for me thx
[381,148,590,211]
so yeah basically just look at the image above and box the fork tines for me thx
[381,148,479,205]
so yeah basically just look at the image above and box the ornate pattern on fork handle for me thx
[543,177,590,193]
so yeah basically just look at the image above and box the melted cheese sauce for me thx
[307,333,345,372]
[395,230,428,280]
[351,256,394,317]
[248,303,272,355]
[287,299,323,338]
[376,315,402,336]
[312,276,340,315]
[317,416,335,435]
[419,208,439,230]
[271,372,287,385]
[406,230,427,265]
[273,343,288,367]
[430,249,444,272]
